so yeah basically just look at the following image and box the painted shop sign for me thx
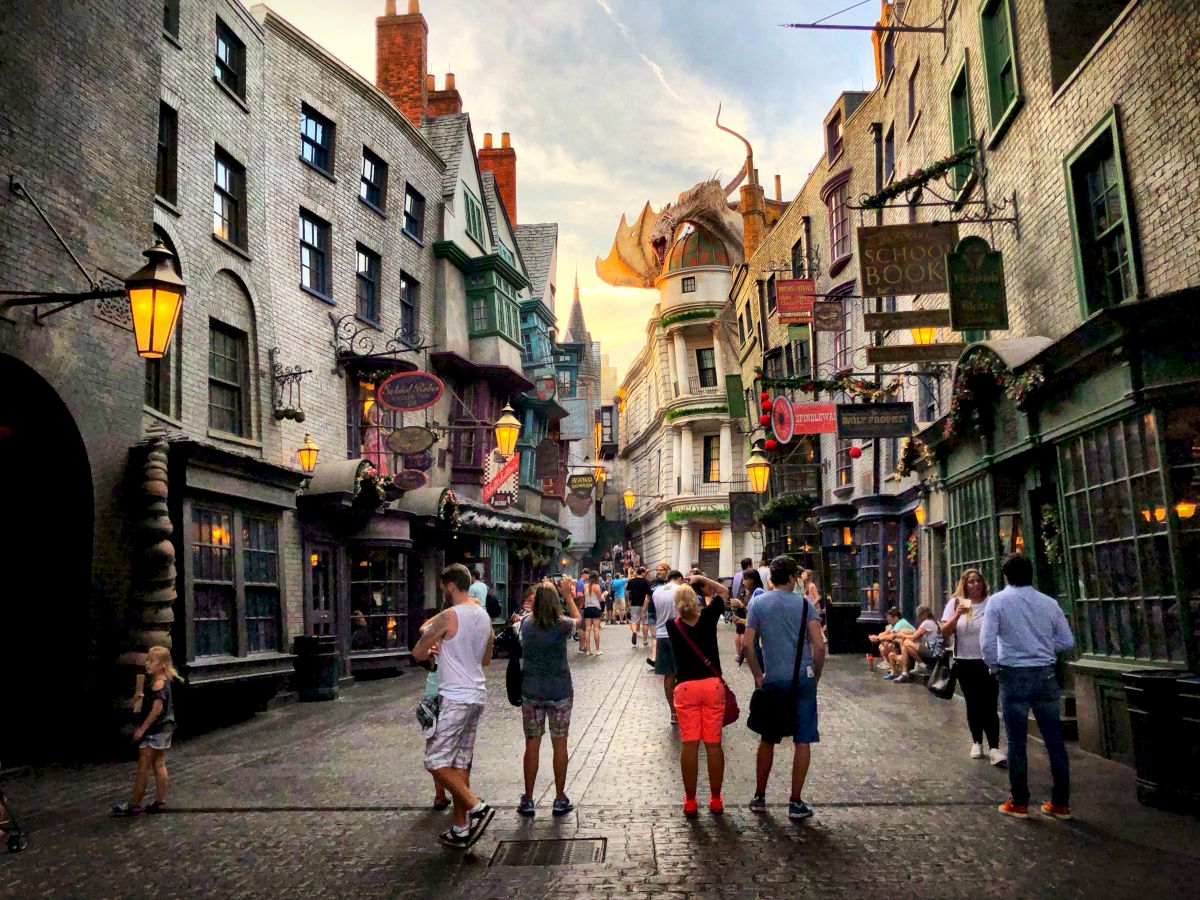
[386,425,436,454]
[391,469,429,491]
[775,278,816,324]
[865,342,966,365]
[772,395,795,444]
[376,371,444,412]
[948,236,1009,331]
[836,402,915,439]
[812,300,846,332]
[566,472,596,497]
[482,449,520,508]
[729,491,758,532]
[858,222,959,297]
[534,438,560,478]
[532,368,557,401]
[792,402,838,435]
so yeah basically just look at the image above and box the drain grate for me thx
[490,838,607,867]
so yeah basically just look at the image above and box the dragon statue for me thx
[595,107,755,289]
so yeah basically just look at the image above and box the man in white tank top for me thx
[412,563,496,848]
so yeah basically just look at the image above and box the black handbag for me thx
[927,648,957,700]
[747,599,810,740]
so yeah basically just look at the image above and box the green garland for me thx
[1040,503,1063,567]
[906,533,919,566]
[664,506,729,524]
[757,492,816,529]
[665,404,728,421]
[860,142,977,210]
[660,308,717,329]
[755,367,902,402]
[943,356,1046,439]
[892,437,935,478]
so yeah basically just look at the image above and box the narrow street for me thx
[3,625,1197,899]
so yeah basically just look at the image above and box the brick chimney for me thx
[376,1,427,128]
[478,131,517,223]
[739,168,766,260]
[427,72,463,117]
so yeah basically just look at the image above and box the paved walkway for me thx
[3,623,1198,898]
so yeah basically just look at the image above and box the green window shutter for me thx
[725,373,746,419]
[948,56,974,191]
[980,0,1021,131]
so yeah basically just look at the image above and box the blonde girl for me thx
[941,569,1006,765]
[581,573,604,655]
[112,646,180,817]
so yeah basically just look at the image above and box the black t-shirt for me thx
[142,680,175,735]
[625,577,652,607]
[667,596,725,684]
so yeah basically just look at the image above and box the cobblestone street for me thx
[3,626,1198,899]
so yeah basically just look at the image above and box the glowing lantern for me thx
[494,404,521,457]
[746,444,771,493]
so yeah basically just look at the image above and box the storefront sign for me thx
[730,492,758,532]
[948,236,1009,331]
[812,300,846,332]
[404,450,434,472]
[858,223,959,297]
[376,371,444,412]
[565,493,592,516]
[786,324,811,342]
[865,343,966,365]
[534,438,560,478]
[532,368,557,401]
[391,469,428,491]
[566,472,596,497]
[862,309,950,331]
[776,278,816,324]
[771,395,795,445]
[386,425,436,454]
[836,402,915,439]
[792,402,838,435]
[482,450,520,508]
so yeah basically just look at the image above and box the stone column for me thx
[719,524,734,580]
[663,333,677,400]
[679,425,695,494]
[677,524,694,574]
[711,323,726,386]
[671,426,682,494]
[673,330,691,396]
[742,530,759,565]
[665,524,680,573]
[719,423,733,484]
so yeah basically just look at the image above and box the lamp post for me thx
[746,442,771,494]
[494,404,521,457]
[297,433,320,475]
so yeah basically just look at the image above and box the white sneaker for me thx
[989,748,1007,767]
[970,742,985,759]
[594,650,603,656]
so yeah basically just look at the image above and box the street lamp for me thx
[127,241,186,359]
[297,433,320,474]
[623,489,635,510]
[911,326,937,345]
[914,504,926,526]
[746,443,771,493]
[494,404,521,457]
[594,465,607,482]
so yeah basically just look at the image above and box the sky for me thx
[265,0,879,378]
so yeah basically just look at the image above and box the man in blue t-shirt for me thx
[608,574,628,624]
[744,555,826,822]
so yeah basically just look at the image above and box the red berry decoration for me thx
[761,400,772,412]
[760,391,770,401]
[759,414,771,426]
[764,439,779,452]
[804,382,815,392]
[848,445,863,459]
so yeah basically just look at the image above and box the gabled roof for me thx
[422,113,469,198]
[514,223,558,301]
[480,172,502,244]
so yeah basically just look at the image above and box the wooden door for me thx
[306,543,337,636]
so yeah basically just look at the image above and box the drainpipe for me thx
[870,122,884,496]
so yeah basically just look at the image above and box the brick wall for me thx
[375,2,427,128]
[478,133,518,224]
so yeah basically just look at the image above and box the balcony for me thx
[687,374,723,396]
[684,476,750,497]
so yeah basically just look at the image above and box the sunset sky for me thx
[266,0,877,376]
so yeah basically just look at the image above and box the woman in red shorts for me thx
[666,574,730,816]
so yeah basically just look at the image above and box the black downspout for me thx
[870,122,884,496]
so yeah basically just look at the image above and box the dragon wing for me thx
[594,201,661,289]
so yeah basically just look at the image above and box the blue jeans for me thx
[999,665,1069,807]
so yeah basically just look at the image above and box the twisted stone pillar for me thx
[120,437,176,665]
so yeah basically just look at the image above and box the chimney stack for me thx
[427,71,463,117]
[774,174,782,201]
[739,177,767,261]
[478,131,517,223]
[376,1,428,127]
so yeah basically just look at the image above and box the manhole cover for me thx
[490,838,607,867]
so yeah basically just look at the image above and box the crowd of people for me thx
[105,549,1076,850]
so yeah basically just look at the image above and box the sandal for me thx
[110,803,143,817]
[145,801,168,814]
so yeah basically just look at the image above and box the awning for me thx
[398,485,458,521]
[456,497,567,543]
[963,337,1054,370]
[431,350,534,393]
[304,458,366,498]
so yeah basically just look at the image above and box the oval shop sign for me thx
[376,371,445,412]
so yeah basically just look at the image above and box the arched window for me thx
[207,271,259,439]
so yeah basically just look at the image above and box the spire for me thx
[564,267,589,345]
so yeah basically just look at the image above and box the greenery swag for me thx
[860,142,978,210]
[755,367,903,402]
[660,308,717,329]
[665,404,728,421]
[664,506,730,525]
[756,492,817,529]
[943,355,1046,439]
[1040,503,1064,567]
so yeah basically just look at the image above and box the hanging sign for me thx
[836,402,915,439]
[387,425,436,454]
[532,368,557,402]
[813,300,846,332]
[376,371,444,412]
[776,278,816,324]
[391,469,429,491]
[565,493,592,516]
[534,438,560,478]
[730,492,758,532]
[858,222,959,297]
[771,395,795,445]
[482,449,520,508]
[866,343,966,365]
[792,402,838,435]
[567,473,596,497]
[948,236,1009,331]
[404,450,434,472]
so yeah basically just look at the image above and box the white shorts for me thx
[629,606,644,625]
[423,698,484,770]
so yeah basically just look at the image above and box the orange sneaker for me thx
[683,796,699,817]
[708,795,724,815]
[1040,801,1072,820]
[998,799,1029,819]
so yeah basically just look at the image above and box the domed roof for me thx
[662,227,732,275]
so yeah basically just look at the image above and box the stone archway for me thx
[0,354,93,763]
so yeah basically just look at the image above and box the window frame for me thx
[1063,107,1139,317]
[156,102,178,204]
[680,275,697,293]
[702,435,720,484]
[826,111,843,162]
[463,185,485,246]
[791,238,806,278]
[163,0,180,38]
[766,275,777,313]
[300,104,335,175]
[298,209,331,299]
[348,547,410,654]
[214,17,246,100]
[978,0,1023,143]
[213,147,246,249]
[360,147,388,211]
[947,54,976,195]
[884,123,896,183]
[355,244,381,325]
[399,271,418,343]
[207,319,250,438]
[695,347,718,389]
[907,59,921,130]
[403,184,426,242]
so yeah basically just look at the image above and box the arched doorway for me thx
[0,354,93,763]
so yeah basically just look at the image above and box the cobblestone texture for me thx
[3,626,1198,898]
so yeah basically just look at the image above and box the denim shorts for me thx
[139,731,172,751]
[759,675,820,746]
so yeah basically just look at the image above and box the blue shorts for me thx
[139,731,172,751]
[761,676,819,745]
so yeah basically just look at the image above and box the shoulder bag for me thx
[747,599,810,740]
[926,646,957,700]
[670,615,740,727]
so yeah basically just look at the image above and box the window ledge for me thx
[402,227,425,247]
[986,94,1024,150]
[827,253,852,278]
[882,68,896,97]
[951,171,979,210]
[213,75,250,114]
[826,146,845,168]
[206,429,263,449]
[299,156,337,183]
[300,284,336,305]
[212,233,252,261]
[144,406,182,429]
[355,314,382,330]
[905,109,922,142]
[154,194,181,217]
[162,29,182,50]
[1069,656,1186,677]
[358,195,387,218]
